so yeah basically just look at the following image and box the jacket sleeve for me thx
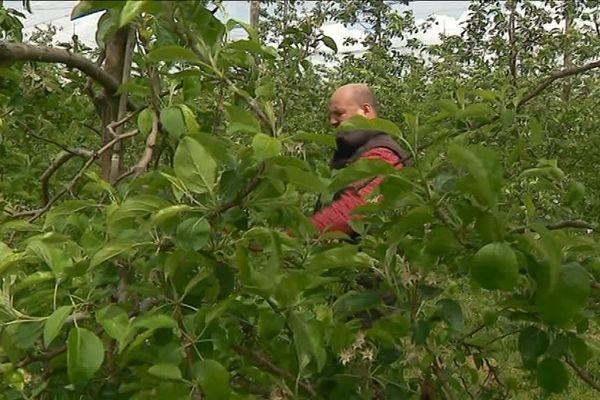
[311,148,403,234]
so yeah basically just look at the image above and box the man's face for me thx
[329,90,374,128]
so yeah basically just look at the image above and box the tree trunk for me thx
[250,0,260,30]
[562,1,574,102]
[100,26,131,180]
[508,0,517,85]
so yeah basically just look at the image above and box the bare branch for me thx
[41,149,93,205]
[517,59,600,109]
[565,358,600,393]
[29,129,139,222]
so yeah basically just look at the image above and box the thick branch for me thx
[565,358,600,393]
[232,345,316,396]
[517,59,600,109]
[0,42,119,94]
[0,42,138,110]
[511,220,599,234]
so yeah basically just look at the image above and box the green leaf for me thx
[436,299,464,332]
[67,327,105,384]
[148,45,200,63]
[43,305,72,348]
[120,0,161,27]
[90,242,135,268]
[26,239,72,277]
[449,144,502,207]
[160,106,187,139]
[252,133,281,160]
[226,105,260,135]
[96,305,130,352]
[132,313,178,331]
[390,205,434,239]
[205,297,233,326]
[321,35,338,52]
[291,132,336,147]
[455,103,494,120]
[175,217,211,251]
[44,200,97,229]
[537,262,590,325]
[569,336,593,367]
[335,115,401,137]
[174,136,218,194]
[179,104,201,134]
[71,0,122,20]
[529,117,544,145]
[150,204,192,226]
[0,241,12,263]
[137,107,156,136]
[148,363,183,381]
[306,245,374,273]
[329,158,396,193]
[1,220,41,234]
[108,195,170,233]
[537,358,569,393]
[289,311,327,373]
[333,291,382,321]
[566,181,585,206]
[258,309,284,340]
[283,166,328,193]
[194,359,231,400]
[518,326,549,369]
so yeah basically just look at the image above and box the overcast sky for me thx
[5,1,471,51]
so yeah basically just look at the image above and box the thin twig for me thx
[215,163,265,215]
[232,345,316,396]
[433,357,456,400]
[40,149,92,205]
[29,129,139,222]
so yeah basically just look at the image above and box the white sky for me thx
[5,1,470,51]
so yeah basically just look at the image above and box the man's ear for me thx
[362,103,376,118]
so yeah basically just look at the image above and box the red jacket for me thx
[311,147,403,234]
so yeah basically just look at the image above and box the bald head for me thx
[329,84,379,128]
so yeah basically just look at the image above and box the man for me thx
[311,83,411,235]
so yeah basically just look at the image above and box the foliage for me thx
[0,0,600,399]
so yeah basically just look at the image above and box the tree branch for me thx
[511,220,599,234]
[29,128,139,222]
[116,109,160,183]
[232,345,316,396]
[565,358,600,393]
[41,149,93,205]
[517,59,600,109]
[0,42,138,110]
[0,42,119,94]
